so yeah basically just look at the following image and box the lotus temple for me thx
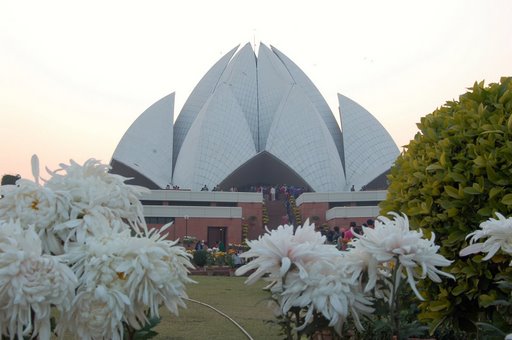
[110,42,400,246]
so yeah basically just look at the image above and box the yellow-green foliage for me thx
[262,205,269,226]
[241,223,249,245]
[288,196,302,226]
[380,77,512,334]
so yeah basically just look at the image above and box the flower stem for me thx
[389,257,401,339]
[125,323,136,340]
[294,308,302,339]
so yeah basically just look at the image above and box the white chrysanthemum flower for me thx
[351,212,454,300]
[55,285,130,340]
[235,223,295,283]
[63,223,131,291]
[278,259,373,333]
[45,158,149,234]
[0,220,77,340]
[236,220,338,284]
[460,212,512,262]
[0,179,71,254]
[53,210,130,250]
[62,223,195,330]
[118,226,195,326]
[293,221,327,245]
[341,244,383,293]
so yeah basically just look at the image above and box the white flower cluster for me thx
[235,221,373,334]
[0,158,148,254]
[45,159,148,234]
[460,212,512,262]
[236,213,454,336]
[57,225,194,339]
[0,179,71,255]
[345,212,454,302]
[0,220,77,339]
[459,213,512,340]
[0,156,194,340]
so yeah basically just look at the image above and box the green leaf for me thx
[479,293,497,308]
[446,207,459,217]
[451,284,467,296]
[475,322,507,337]
[429,300,450,312]
[444,230,465,246]
[489,187,502,199]
[426,163,444,171]
[473,155,486,167]
[444,185,461,199]
[439,152,447,166]
[449,172,466,183]
[463,186,481,195]
[478,102,485,115]
[501,193,512,205]
[500,88,512,104]
[477,206,492,217]
[461,265,478,278]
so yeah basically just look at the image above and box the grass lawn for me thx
[153,275,283,340]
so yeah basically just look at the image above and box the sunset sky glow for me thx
[1,0,511,179]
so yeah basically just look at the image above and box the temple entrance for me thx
[207,226,227,249]
[218,151,312,192]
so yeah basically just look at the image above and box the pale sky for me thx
[1,0,511,179]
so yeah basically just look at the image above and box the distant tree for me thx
[1,174,21,185]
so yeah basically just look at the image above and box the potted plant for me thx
[182,235,197,249]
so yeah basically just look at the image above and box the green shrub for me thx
[380,77,512,335]
[225,253,235,268]
[1,174,20,185]
[193,250,208,267]
[206,252,216,266]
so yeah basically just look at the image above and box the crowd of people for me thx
[194,239,227,251]
[245,184,308,201]
[193,240,244,267]
[321,219,375,250]
[167,182,309,200]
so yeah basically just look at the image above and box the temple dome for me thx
[111,42,399,192]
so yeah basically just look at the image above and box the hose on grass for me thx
[184,297,254,340]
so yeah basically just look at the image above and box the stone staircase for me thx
[265,199,288,229]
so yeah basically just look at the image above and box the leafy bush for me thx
[193,250,208,267]
[213,251,227,266]
[225,253,235,268]
[380,77,512,335]
[1,174,20,185]
[354,290,429,340]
